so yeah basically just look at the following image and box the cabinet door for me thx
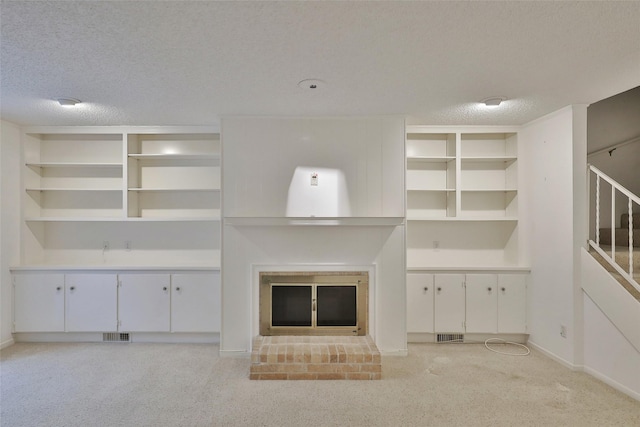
[465,274,498,333]
[434,274,465,333]
[119,274,170,332]
[14,274,65,332]
[171,273,220,333]
[66,274,118,332]
[406,273,434,333]
[498,274,527,333]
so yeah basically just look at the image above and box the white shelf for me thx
[11,265,221,272]
[26,162,123,168]
[128,154,219,160]
[407,156,456,163]
[25,216,220,222]
[405,128,520,269]
[460,156,516,163]
[26,188,122,192]
[461,189,518,192]
[128,188,219,192]
[225,217,405,227]
[407,266,531,272]
[407,188,456,192]
[20,127,222,271]
[407,216,517,222]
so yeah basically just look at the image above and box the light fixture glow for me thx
[57,98,81,107]
[481,96,507,107]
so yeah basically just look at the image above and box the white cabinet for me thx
[497,274,527,333]
[65,274,118,332]
[434,274,465,333]
[13,271,221,337]
[171,273,220,332]
[118,274,171,332]
[407,273,527,339]
[465,274,498,333]
[406,273,434,333]
[13,273,65,332]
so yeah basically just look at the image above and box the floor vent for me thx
[103,333,130,342]
[436,333,464,343]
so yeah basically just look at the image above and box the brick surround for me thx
[250,335,381,380]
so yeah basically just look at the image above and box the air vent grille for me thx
[103,332,130,342]
[436,333,464,343]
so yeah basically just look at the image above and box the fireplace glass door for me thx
[261,273,367,336]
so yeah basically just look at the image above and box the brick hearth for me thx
[250,335,381,380]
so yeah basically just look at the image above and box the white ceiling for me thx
[1,1,639,129]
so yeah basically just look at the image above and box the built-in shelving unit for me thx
[406,127,521,270]
[20,127,221,269]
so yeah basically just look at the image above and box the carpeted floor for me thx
[1,342,639,426]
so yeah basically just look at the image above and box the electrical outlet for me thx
[125,241,132,251]
[103,241,110,251]
[311,172,318,186]
[560,325,567,338]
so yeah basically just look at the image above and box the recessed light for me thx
[480,96,507,107]
[57,98,81,107]
[297,79,326,90]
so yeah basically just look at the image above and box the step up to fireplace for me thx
[250,335,381,380]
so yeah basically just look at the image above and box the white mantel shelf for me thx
[407,266,531,273]
[10,265,220,272]
[223,217,405,227]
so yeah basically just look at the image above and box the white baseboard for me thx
[527,340,580,371]
[380,349,408,357]
[0,337,15,349]
[13,332,219,344]
[583,365,640,402]
[219,349,251,358]
[408,333,528,344]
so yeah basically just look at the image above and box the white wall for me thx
[220,117,407,355]
[222,117,405,218]
[520,106,588,365]
[1,120,22,348]
[581,249,640,399]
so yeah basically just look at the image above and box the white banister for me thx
[589,164,639,294]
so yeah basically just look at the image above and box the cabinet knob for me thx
[437,287,442,292]
[163,287,168,291]
[423,286,428,292]
[501,287,506,292]
[70,286,75,291]
[56,286,62,291]
[487,287,492,292]
[176,287,181,291]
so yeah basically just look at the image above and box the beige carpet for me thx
[1,342,639,426]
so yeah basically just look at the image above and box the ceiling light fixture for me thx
[297,79,326,90]
[57,98,82,107]
[481,96,507,107]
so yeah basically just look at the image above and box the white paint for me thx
[1,120,21,346]
[221,117,406,354]
[222,117,404,218]
[582,285,640,399]
[520,106,588,365]
[286,167,351,217]
[2,3,639,127]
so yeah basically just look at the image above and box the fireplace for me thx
[259,272,368,336]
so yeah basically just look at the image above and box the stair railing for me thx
[589,164,640,294]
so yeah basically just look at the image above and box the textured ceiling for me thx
[1,1,639,128]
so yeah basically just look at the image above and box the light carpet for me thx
[1,342,638,426]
